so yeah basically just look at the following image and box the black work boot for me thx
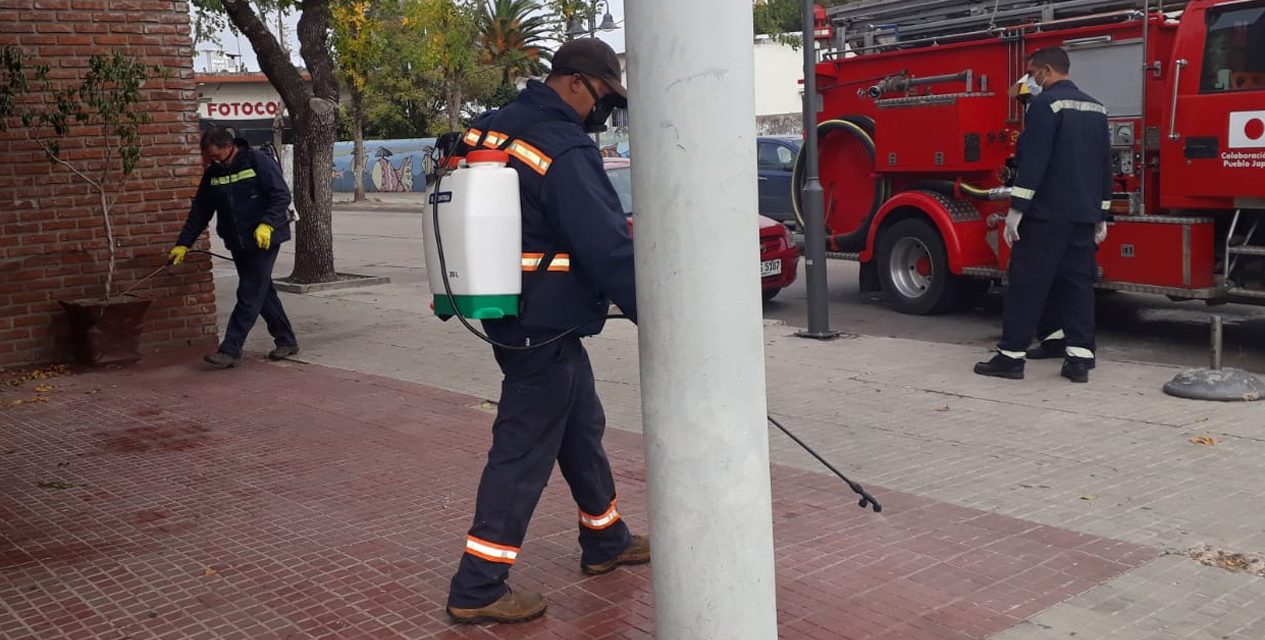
[974,353,1025,380]
[1061,357,1092,383]
[1025,338,1067,360]
[446,585,547,624]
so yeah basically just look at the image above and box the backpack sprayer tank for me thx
[423,149,522,319]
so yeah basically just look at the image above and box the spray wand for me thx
[426,140,881,513]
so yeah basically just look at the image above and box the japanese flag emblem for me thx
[1229,111,1265,149]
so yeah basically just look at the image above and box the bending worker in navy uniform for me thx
[975,46,1110,383]
[168,126,299,368]
[444,38,649,624]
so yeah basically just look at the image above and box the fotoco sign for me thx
[202,99,284,119]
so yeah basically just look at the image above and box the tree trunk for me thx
[219,0,340,284]
[446,75,463,132]
[288,96,338,284]
[352,87,365,202]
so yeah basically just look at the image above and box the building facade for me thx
[0,1,217,367]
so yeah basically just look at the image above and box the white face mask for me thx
[1021,73,1043,97]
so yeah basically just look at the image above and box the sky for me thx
[194,0,627,73]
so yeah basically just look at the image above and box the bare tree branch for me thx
[220,0,309,110]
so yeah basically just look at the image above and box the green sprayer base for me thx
[433,294,519,320]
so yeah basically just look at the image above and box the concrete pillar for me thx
[625,1,780,638]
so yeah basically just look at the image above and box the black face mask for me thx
[579,76,620,134]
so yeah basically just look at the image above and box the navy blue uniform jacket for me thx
[458,80,637,340]
[178,139,293,252]
[1011,80,1113,224]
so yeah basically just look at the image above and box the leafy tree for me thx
[408,0,493,133]
[482,0,553,87]
[333,0,397,201]
[754,0,855,48]
[192,0,341,285]
[1,48,160,301]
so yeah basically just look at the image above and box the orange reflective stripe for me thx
[483,130,509,148]
[464,535,519,564]
[506,140,552,175]
[579,499,621,530]
[521,253,571,272]
[462,128,483,146]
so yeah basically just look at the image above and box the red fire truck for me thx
[795,0,1265,314]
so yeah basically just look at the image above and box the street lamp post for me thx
[565,0,619,149]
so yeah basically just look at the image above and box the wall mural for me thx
[331,138,437,193]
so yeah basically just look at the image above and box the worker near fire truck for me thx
[443,38,650,625]
[975,47,1111,383]
[168,126,299,369]
[1006,71,1096,368]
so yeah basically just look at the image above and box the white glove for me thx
[1004,208,1023,247]
[1095,221,1108,245]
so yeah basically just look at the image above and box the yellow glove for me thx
[254,223,273,250]
[168,245,188,265]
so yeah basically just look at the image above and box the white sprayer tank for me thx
[423,149,522,319]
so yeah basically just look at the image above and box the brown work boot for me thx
[446,586,547,624]
[581,534,651,576]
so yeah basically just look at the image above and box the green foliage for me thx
[754,0,855,48]
[0,47,164,299]
[482,0,552,83]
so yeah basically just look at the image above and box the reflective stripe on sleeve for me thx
[463,128,483,146]
[506,140,552,175]
[464,536,519,564]
[1101,200,1112,210]
[579,499,621,530]
[483,131,509,148]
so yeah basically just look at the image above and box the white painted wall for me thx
[617,36,802,119]
[753,36,803,117]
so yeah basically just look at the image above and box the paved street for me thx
[3,199,1265,639]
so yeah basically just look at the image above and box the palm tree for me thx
[481,0,553,87]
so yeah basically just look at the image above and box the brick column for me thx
[0,0,218,367]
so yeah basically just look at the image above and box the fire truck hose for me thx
[905,179,1008,201]
[791,117,886,253]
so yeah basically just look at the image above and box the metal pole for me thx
[626,0,779,637]
[797,0,839,339]
[1211,315,1224,370]
[590,1,601,150]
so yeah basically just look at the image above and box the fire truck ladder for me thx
[825,0,1190,54]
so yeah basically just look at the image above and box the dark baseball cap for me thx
[551,38,627,107]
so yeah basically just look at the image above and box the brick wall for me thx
[0,0,218,367]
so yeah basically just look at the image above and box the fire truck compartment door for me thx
[1163,1,1265,201]
[1063,39,1144,118]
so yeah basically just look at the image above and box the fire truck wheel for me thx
[876,218,960,315]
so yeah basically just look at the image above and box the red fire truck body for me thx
[800,0,1265,314]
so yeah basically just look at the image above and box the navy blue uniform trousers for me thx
[221,246,296,358]
[1000,217,1097,354]
[447,334,631,609]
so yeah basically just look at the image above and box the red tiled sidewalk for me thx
[0,355,1155,640]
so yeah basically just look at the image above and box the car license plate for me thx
[760,259,782,277]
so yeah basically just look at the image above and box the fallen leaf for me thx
[37,481,78,490]
[84,389,100,395]
[1080,494,1099,501]
[1190,436,1217,446]
[202,567,220,577]
[935,405,951,412]
[34,384,53,393]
